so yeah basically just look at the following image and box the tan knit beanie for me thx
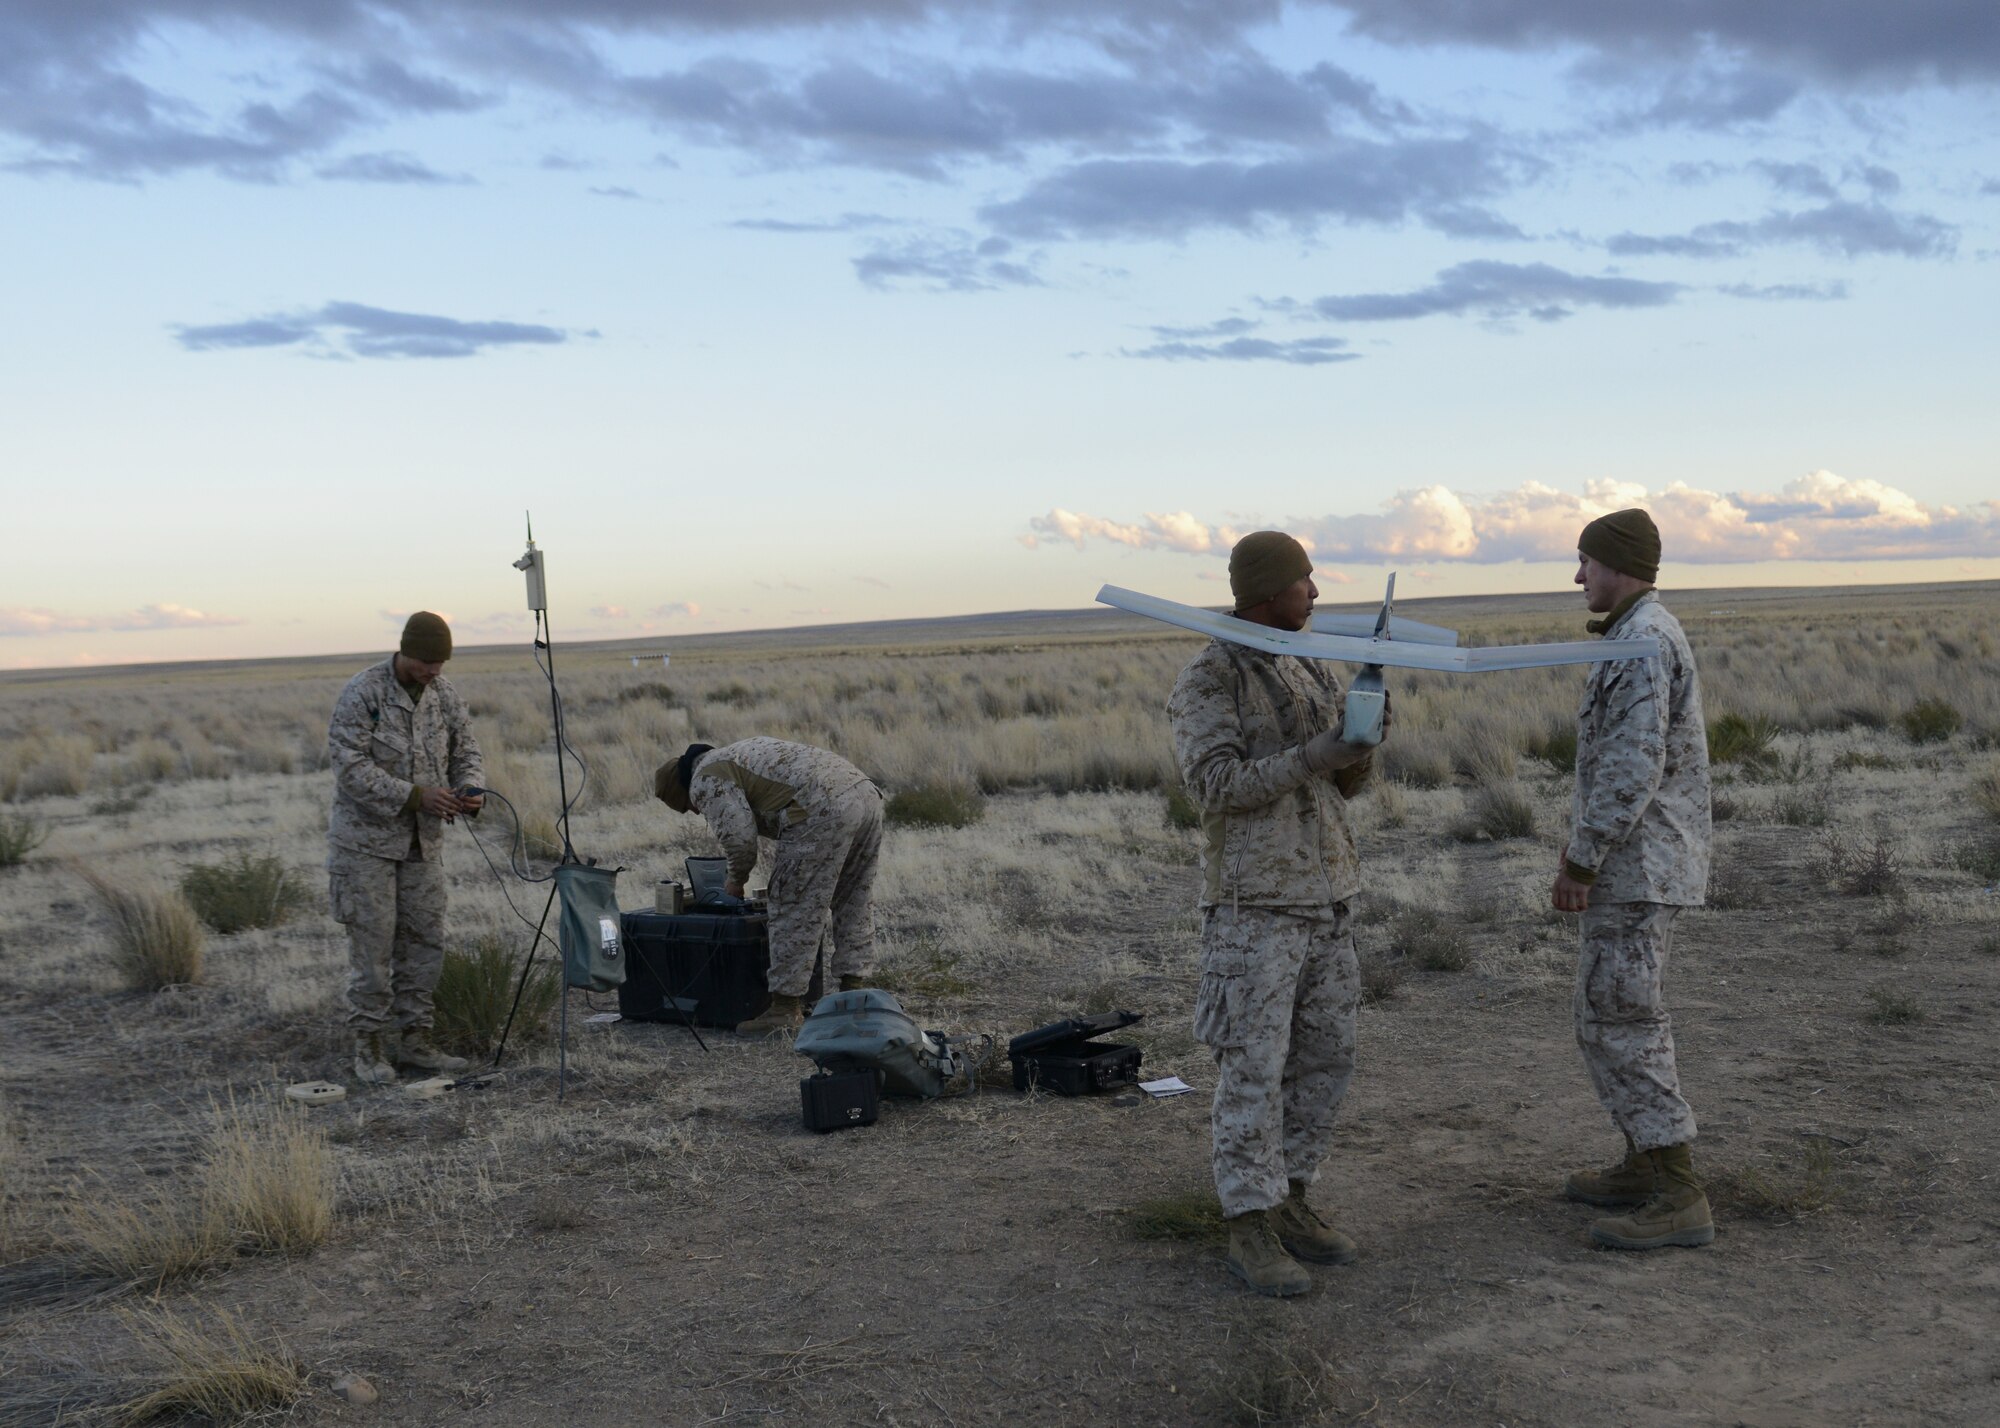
[1228,531,1313,611]
[1577,509,1661,583]
[399,611,453,662]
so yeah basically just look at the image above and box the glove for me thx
[1301,727,1368,776]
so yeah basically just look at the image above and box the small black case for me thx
[801,1070,880,1133]
[1008,1010,1144,1095]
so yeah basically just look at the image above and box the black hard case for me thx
[1008,1010,1144,1095]
[800,1070,880,1132]
[618,910,770,1029]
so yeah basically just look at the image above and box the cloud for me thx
[981,138,1518,241]
[1025,471,2000,564]
[1121,334,1357,365]
[1320,1,2000,87]
[1,602,244,636]
[589,185,641,198]
[853,234,1043,292]
[1718,280,1848,301]
[1608,200,1956,260]
[174,301,573,359]
[1305,260,1682,324]
[589,604,628,619]
[316,151,471,184]
[730,212,895,233]
[650,601,701,618]
[852,575,892,588]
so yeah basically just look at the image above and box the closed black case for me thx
[801,1070,879,1132]
[1008,1010,1144,1095]
[618,910,770,1029]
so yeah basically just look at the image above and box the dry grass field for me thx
[2,580,1998,1426]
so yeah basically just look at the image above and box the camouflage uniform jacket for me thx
[326,658,484,862]
[1569,592,1712,905]
[688,737,874,884]
[1167,638,1371,910]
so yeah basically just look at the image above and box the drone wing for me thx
[1096,585,1658,671]
[1309,611,1460,647]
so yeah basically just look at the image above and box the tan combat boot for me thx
[1565,1133,1654,1207]
[353,1034,397,1086]
[1224,1210,1312,1298]
[1589,1144,1715,1250]
[735,992,804,1038]
[396,1031,469,1074]
[1269,1180,1358,1265]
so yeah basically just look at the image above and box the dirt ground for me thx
[4,799,1997,1426]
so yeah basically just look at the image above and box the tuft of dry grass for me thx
[1708,712,1780,767]
[1864,986,1925,1025]
[1708,1140,1842,1220]
[110,1306,304,1426]
[203,1098,335,1256]
[1899,697,1962,745]
[1163,784,1201,830]
[1359,956,1405,1005]
[884,780,986,828]
[1456,780,1537,841]
[1208,1338,1339,1427]
[77,867,205,991]
[1124,1189,1227,1246]
[68,1188,229,1291]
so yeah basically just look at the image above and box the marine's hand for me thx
[418,785,471,819]
[1381,689,1394,737]
[1302,727,1371,775]
[724,878,747,899]
[1552,866,1592,913]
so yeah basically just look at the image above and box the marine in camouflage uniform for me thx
[656,736,883,1034]
[1556,509,1715,1250]
[1166,531,1379,1296]
[326,612,483,1084]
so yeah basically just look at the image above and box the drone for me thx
[1097,574,1658,746]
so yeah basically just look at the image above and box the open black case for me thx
[1008,1010,1144,1095]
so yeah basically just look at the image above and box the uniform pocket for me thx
[327,870,356,925]
[1193,970,1248,1048]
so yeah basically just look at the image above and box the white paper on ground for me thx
[584,1012,622,1024]
[1139,1076,1194,1097]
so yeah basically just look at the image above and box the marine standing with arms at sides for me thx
[326,612,484,1085]
[1554,509,1716,1249]
[1166,532,1384,1298]
[655,737,885,1038]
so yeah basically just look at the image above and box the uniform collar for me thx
[1587,588,1653,637]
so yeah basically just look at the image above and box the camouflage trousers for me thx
[327,842,447,1035]
[766,784,884,997]
[1193,903,1359,1218]
[1575,901,1698,1151]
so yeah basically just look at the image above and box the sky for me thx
[4,1,1997,669]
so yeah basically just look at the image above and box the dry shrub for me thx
[1389,906,1472,972]
[1208,1339,1338,1427]
[1973,763,2000,822]
[1456,780,1537,841]
[1383,733,1453,790]
[78,867,205,990]
[204,1099,335,1255]
[110,1306,304,1427]
[1163,784,1201,830]
[1359,955,1405,1005]
[433,934,560,1054]
[1371,776,1409,829]
[1899,696,1961,744]
[884,780,986,828]
[180,852,307,934]
[0,809,48,868]
[1807,834,1905,899]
